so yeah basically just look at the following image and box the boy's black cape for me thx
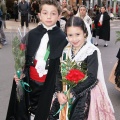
[6,25,68,120]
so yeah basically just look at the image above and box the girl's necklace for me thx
[71,42,86,59]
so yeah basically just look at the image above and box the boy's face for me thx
[101,7,105,13]
[38,5,60,27]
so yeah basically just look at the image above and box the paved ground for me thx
[0,19,120,120]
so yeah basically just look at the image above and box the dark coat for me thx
[115,48,120,87]
[6,25,68,120]
[94,12,110,41]
[13,3,18,15]
[18,1,29,16]
[117,48,120,59]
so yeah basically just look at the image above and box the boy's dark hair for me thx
[39,0,62,15]
[65,16,88,37]
[101,6,106,10]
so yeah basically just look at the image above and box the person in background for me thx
[18,0,29,29]
[13,0,18,22]
[93,6,110,47]
[0,0,7,45]
[75,5,92,43]
[76,5,92,26]
[115,49,120,88]
[72,2,78,15]
[0,0,7,29]
[31,0,39,23]
[61,0,73,22]
[94,4,100,15]
[118,5,120,18]
[6,0,67,120]
[0,19,2,49]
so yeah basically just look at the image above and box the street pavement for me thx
[0,19,120,120]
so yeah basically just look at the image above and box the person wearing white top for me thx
[75,5,92,43]
[93,6,110,47]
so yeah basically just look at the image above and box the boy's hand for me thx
[14,74,25,84]
[57,92,67,105]
[14,74,20,85]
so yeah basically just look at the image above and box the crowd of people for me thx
[0,0,118,120]
[0,0,114,49]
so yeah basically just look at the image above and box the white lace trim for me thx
[73,43,96,62]
[64,43,96,62]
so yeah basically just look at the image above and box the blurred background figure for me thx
[0,0,7,29]
[94,4,100,15]
[93,6,110,47]
[75,5,92,43]
[18,0,29,29]
[72,2,78,15]
[61,0,73,22]
[30,0,39,23]
[76,5,92,26]
[0,19,2,49]
[118,5,120,18]
[0,0,7,45]
[13,0,18,22]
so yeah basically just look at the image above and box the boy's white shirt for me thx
[35,23,56,77]
[99,14,103,24]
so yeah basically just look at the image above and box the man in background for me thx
[18,0,29,29]
[0,0,7,46]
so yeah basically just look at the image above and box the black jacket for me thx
[18,1,29,16]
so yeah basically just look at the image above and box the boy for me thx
[6,0,68,120]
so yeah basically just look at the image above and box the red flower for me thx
[20,43,26,51]
[65,69,85,84]
[97,22,102,27]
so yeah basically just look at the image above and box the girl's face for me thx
[66,26,86,49]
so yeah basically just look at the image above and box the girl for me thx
[57,16,115,120]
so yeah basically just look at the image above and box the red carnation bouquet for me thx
[61,57,87,91]
[61,58,87,117]
[54,58,87,117]
[12,31,31,102]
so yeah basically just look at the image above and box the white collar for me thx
[42,23,56,31]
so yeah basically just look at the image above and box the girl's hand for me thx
[70,93,73,98]
[57,92,68,105]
